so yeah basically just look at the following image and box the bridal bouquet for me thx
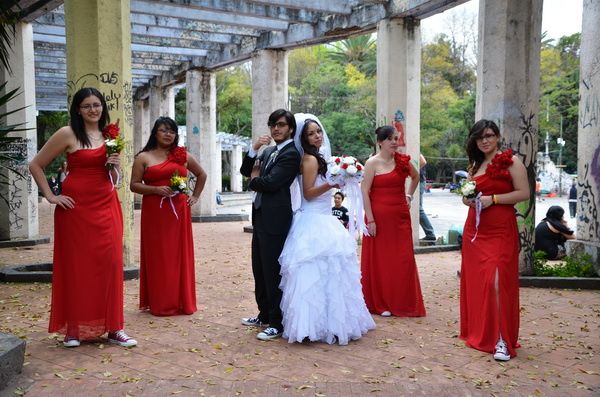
[170,171,189,195]
[326,155,364,187]
[327,155,367,235]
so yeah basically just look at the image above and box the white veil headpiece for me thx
[290,113,331,211]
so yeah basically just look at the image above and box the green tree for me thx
[216,65,252,136]
[326,35,376,77]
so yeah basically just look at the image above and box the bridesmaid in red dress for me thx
[130,117,207,316]
[460,120,529,361]
[29,87,136,348]
[361,126,426,318]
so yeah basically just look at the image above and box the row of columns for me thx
[2,0,599,272]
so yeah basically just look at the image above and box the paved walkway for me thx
[0,202,598,396]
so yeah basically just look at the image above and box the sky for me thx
[421,0,583,43]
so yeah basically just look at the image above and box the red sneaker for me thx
[108,330,137,347]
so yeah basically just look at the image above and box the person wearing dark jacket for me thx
[534,206,575,259]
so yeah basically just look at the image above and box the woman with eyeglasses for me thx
[29,87,137,348]
[459,119,529,362]
[130,117,207,316]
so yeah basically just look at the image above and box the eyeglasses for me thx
[476,133,498,142]
[158,128,176,135]
[80,103,102,111]
[268,122,288,129]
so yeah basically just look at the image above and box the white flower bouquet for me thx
[453,180,478,199]
[326,155,364,187]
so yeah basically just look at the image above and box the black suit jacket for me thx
[240,142,301,235]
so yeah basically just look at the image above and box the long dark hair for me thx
[374,125,395,143]
[465,119,500,176]
[69,87,109,148]
[301,119,327,176]
[139,116,179,153]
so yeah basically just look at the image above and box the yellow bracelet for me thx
[492,194,498,205]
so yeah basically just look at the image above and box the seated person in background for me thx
[332,191,349,229]
[534,206,575,260]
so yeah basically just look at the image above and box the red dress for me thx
[361,154,426,317]
[50,146,124,339]
[139,152,197,316]
[460,150,520,357]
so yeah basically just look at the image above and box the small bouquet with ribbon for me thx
[102,121,124,189]
[326,155,367,235]
[453,179,483,242]
[161,171,188,220]
[170,171,189,195]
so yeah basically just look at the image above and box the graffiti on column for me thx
[512,112,537,268]
[67,73,100,105]
[392,110,406,147]
[577,147,600,240]
[123,81,133,127]
[67,72,124,113]
[1,139,29,231]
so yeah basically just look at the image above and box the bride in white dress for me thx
[279,113,375,345]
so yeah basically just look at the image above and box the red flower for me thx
[356,164,363,171]
[486,149,514,180]
[102,123,120,139]
[168,146,187,165]
[341,163,349,169]
[335,157,341,164]
[394,153,411,175]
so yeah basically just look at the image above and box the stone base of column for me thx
[0,236,50,249]
[0,333,25,391]
[566,240,600,276]
[0,263,139,283]
[192,214,249,223]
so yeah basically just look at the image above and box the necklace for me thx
[87,133,103,142]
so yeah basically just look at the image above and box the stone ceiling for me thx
[16,0,468,111]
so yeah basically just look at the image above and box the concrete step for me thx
[219,192,252,207]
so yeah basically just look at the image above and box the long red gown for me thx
[361,153,426,317]
[460,150,520,357]
[50,146,124,339]
[139,156,197,316]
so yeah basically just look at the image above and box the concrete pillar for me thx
[376,17,421,243]
[133,99,147,153]
[571,0,600,270]
[476,0,543,274]
[142,99,150,138]
[216,140,222,192]
[186,69,217,216]
[163,86,175,120]
[230,144,243,192]
[149,81,162,124]
[64,0,134,266]
[0,22,39,240]
[251,50,288,140]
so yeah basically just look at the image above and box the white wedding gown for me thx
[279,175,375,345]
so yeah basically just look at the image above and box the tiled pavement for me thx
[0,202,598,396]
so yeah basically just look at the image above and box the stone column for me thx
[0,22,39,240]
[162,86,175,120]
[216,140,222,193]
[376,17,421,243]
[571,0,600,270]
[133,99,147,153]
[149,81,162,124]
[251,50,288,141]
[186,69,217,216]
[143,99,150,137]
[230,144,243,192]
[476,0,542,274]
[64,0,134,266]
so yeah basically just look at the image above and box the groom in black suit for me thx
[240,109,301,340]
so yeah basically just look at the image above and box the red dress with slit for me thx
[49,146,124,339]
[360,153,426,317]
[139,153,197,316]
[460,150,520,357]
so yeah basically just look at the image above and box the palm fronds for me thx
[0,0,21,73]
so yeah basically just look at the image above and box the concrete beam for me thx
[14,0,63,22]
[388,0,470,18]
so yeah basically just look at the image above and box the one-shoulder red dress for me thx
[139,152,196,316]
[50,146,124,339]
[361,153,426,317]
[460,150,521,357]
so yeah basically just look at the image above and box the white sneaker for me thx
[380,311,392,317]
[256,327,282,341]
[63,336,80,348]
[493,339,510,361]
[108,330,138,347]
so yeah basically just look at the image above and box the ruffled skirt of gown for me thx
[279,210,375,345]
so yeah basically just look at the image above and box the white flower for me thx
[179,183,186,190]
[346,165,357,175]
[329,165,341,175]
[462,181,476,196]
[342,156,355,165]
[105,140,117,147]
